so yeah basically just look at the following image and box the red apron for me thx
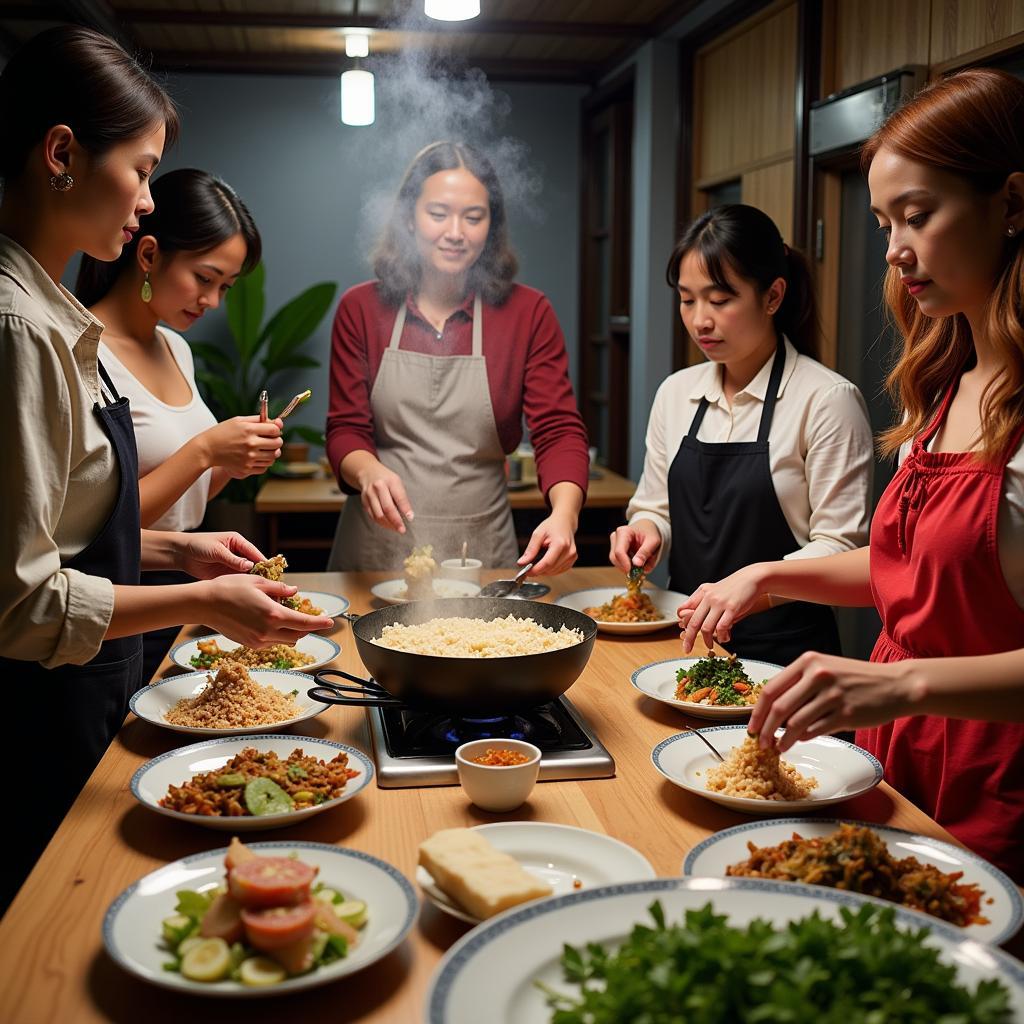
[858,381,1024,880]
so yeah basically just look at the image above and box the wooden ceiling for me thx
[0,1,704,82]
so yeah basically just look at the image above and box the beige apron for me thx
[329,294,519,571]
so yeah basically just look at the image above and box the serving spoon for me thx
[478,563,534,598]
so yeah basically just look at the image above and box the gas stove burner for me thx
[441,715,528,745]
[368,695,616,787]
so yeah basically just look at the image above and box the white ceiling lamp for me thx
[424,0,480,22]
[341,32,373,126]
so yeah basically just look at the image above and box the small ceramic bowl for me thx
[455,739,542,812]
[439,558,484,585]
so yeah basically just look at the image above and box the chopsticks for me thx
[257,388,311,422]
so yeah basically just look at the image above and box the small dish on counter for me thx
[169,633,340,672]
[555,587,688,635]
[130,670,328,737]
[682,817,1023,945]
[370,578,482,605]
[417,822,656,925]
[455,739,541,812]
[130,734,374,831]
[651,724,883,814]
[631,656,783,720]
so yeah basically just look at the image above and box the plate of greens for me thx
[424,877,1024,1023]
[631,654,782,719]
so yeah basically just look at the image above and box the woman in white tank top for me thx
[75,168,284,677]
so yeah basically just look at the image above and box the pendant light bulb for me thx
[341,68,374,126]
[424,0,480,22]
[345,33,369,58]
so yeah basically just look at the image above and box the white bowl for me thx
[438,558,483,585]
[455,739,541,812]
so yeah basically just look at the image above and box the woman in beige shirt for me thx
[610,205,873,664]
[0,26,332,910]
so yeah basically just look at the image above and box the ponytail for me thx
[666,204,820,360]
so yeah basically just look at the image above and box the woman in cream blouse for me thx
[610,204,873,664]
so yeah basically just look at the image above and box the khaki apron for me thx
[329,294,519,571]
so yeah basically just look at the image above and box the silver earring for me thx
[49,171,74,192]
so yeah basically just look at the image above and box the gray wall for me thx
[150,72,586,437]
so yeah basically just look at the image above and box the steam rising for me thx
[356,9,544,263]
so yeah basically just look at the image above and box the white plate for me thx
[104,841,418,997]
[370,578,482,605]
[416,822,656,925]
[293,590,350,618]
[130,734,374,830]
[424,877,1024,1023]
[555,587,688,634]
[631,656,783,720]
[682,817,1023,945]
[130,670,329,736]
[169,633,341,672]
[651,725,883,814]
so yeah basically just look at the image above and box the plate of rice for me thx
[555,587,687,634]
[651,724,883,814]
[130,664,329,736]
[631,655,783,719]
[130,734,374,830]
[169,633,340,672]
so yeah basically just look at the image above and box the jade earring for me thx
[141,272,152,303]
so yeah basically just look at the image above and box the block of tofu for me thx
[418,828,553,920]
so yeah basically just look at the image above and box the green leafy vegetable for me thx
[537,901,1012,1023]
[175,889,217,922]
[675,652,757,706]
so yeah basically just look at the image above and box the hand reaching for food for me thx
[608,520,662,574]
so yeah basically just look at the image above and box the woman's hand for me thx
[198,415,283,480]
[176,531,266,579]
[357,461,413,533]
[520,510,578,576]
[678,565,768,653]
[198,575,334,646]
[609,520,662,574]
[749,652,920,752]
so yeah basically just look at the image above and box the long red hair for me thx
[861,68,1024,461]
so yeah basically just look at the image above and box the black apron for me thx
[5,362,142,912]
[667,339,841,665]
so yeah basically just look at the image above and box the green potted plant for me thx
[191,262,336,530]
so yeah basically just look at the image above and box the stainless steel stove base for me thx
[367,697,615,788]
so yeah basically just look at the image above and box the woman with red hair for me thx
[676,68,1024,878]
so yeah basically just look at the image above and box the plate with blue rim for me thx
[424,876,1024,1023]
[554,587,688,634]
[290,590,350,618]
[651,724,883,814]
[631,656,784,719]
[130,669,329,736]
[682,817,1023,946]
[130,734,374,830]
[169,632,341,672]
[103,841,418,997]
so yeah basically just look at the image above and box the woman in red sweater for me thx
[326,141,589,572]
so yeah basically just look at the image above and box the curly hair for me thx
[371,141,518,306]
[861,68,1024,462]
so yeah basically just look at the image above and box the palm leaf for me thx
[190,341,236,376]
[261,282,336,372]
[226,262,266,361]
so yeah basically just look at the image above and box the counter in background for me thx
[254,469,637,565]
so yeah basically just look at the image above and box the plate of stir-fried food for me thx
[131,735,373,830]
[557,570,687,634]
[631,652,781,718]
[247,554,349,618]
[170,633,340,672]
[682,819,1023,944]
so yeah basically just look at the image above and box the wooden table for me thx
[254,469,637,556]
[0,568,1014,1023]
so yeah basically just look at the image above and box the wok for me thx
[308,597,597,716]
